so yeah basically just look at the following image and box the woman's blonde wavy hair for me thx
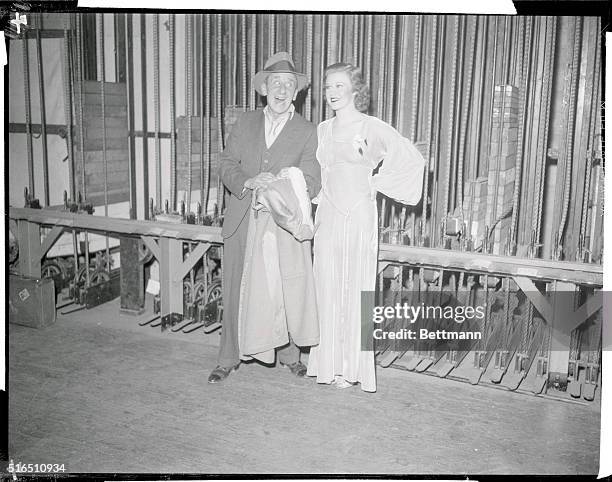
[324,62,370,113]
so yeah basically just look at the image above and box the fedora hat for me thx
[252,52,309,96]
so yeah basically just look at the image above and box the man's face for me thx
[261,73,298,118]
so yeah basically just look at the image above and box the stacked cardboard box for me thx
[487,85,519,254]
[462,177,488,240]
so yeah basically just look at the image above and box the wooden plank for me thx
[9,207,224,244]
[378,243,602,286]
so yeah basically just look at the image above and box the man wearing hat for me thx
[209,52,321,383]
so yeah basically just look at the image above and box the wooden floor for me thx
[8,298,601,475]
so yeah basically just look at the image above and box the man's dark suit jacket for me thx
[219,109,321,239]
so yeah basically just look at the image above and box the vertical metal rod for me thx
[125,14,137,220]
[323,15,333,120]
[352,15,359,64]
[169,14,177,211]
[448,15,463,218]
[581,29,601,251]
[198,15,204,212]
[250,15,256,110]
[268,14,275,56]
[422,16,437,233]
[536,18,556,248]
[35,27,50,206]
[97,13,110,267]
[315,16,326,122]
[485,17,500,175]
[509,17,518,85]
[556,17,582,249]
[337,15,344,62]
[375,16,387,119]
[395,16,409,136]
[443,16,459,223]
[231,15,238,106]
[153,14,161,209]
[410,16,421,140]
[186,15,193,211]
[241,14,247,108]
[518,17,538,249]
[140,14,149,219]
[216,14,224,213]
[287,14,294,54]
[430,15,446,246]
[63,17,76,206]
[457,16,476,228]
[502,17,511,84]
[517,18,536,248]
[76,13,87,200]
[22,36,35,196]
[327,14,337,66]
[203,14,212,215]
[474,17,490,175]
[386,15,397,125]
[305,15,313,121]
[364,15,373,89]
[510,17,530,250]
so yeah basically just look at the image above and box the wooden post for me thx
[120,236,145,315]
[159,237,184,324]
[17,220,42,278]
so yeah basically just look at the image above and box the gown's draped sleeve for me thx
[367,118,426,205]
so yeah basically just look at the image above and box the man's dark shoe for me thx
[208,364,238,384]
[280,361,307,378]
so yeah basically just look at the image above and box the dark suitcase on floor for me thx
[9,275,56,328]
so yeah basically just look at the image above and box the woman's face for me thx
[324,71,356,112]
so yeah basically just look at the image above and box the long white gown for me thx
[306,114,425,392]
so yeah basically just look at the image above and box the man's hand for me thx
[244,172,276,190]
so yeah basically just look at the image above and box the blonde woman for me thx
[307,63,425,392]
